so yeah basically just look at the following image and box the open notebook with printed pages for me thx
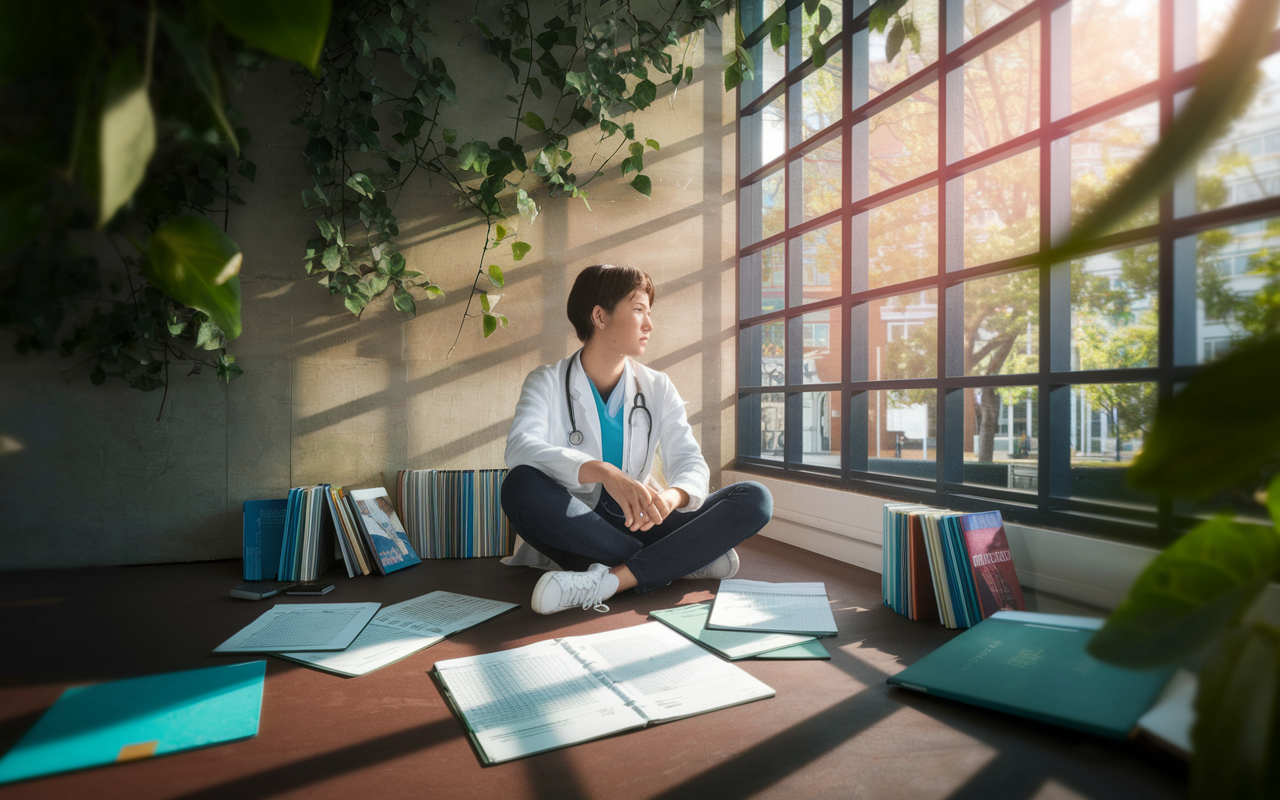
[0,662,265,785]
[706,580,838,637]
[649,603,828,660]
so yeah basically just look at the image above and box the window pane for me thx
[960,22,1040,159]
[867,389,937,477]
[1070,104,1159,234]
[801,0,843,60]
[740,321,786,387]
[1068,382,1157,506]
[961,270,1039,376]
[800,136,843,222]
[741,244,786,318]
[799,222,842,304]
[1072,246,1159,370]
[868,186,938,288]
[963,0,1033,41]
[743,168,785,246]
[1196,52,1280,214]
[865,289,939,380]
[1071,0,1158,114]
[802,307,841,385]
[868,82,939,196]
[963,148,1039,266]
[869,0,940,101]
[1195,0,1280,64]
[1194,219,1280,363]
[963,386,1038,492]
[802,391,842,468]
[800,50,842,142]
[739,392,786,461]
[743,94,786,174]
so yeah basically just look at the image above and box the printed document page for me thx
[280,591,518,677]
[649,603,815,660]
[570,622,776,722]
[434,639,647,764]
[214,603,381,653]
[707,580,838,637]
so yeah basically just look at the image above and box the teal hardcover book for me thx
[886,611,1174,739]
[0,661,266,785]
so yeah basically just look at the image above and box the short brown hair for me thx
[566,264,655,342]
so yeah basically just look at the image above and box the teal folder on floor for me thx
[887,611,1175,740]
[0,661,266,784]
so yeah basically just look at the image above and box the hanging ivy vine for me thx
[295,0,729,338]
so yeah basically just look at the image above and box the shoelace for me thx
[559,569,610,613]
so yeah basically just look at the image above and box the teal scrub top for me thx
[588,378,624,470]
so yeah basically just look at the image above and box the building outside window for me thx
[735,0,1280,545]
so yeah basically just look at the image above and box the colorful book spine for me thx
[396,469,515,558]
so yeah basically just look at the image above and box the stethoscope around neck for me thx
[565,352,654,474]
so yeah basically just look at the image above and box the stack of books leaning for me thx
[242,485,421,581]
[396,469,514,559]
[882,505,1026,628]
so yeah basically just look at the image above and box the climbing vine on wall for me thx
[295,0,729,338]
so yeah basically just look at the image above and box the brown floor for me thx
[0,537,1185,800]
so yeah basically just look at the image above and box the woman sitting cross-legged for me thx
[500,263,773,615]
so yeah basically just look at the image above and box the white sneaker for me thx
[531,563,616,615]
[681,549,740,580]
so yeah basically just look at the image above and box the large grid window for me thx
[735,0,1280,545]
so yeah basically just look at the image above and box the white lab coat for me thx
[502,351,711,567]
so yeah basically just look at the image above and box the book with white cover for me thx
[277,591,518,677]
[706,580,838,637]
[432,621,775,764]
[213,602,381,653]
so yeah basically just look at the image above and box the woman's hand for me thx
[636,487,689,532]
[580,461,656,531]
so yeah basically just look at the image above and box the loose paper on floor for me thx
[707,580,838,637]
[214,602,381,653]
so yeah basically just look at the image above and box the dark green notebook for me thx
[887,611,1175,740]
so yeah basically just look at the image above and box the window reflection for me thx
[865,289,939,381]
[1195,219,1280,363]
[801,391,842,467]
[1197,52,1280,213]
[963,0,1033,41]
[1071,246,1160,370]
[1071,0,1158,113]
[801,51,842,142]
[802,308,842,385]
[963,148,1039,266]
[867,389,937,475]
[962,386,1038,492]
[800,222,842,304]
[961,269,1039,376]
[868,187,938,288]
[1070,104,1158,233]
[960,22,1039,159]
[868,83,939,195]
[869,0,939,101]
[801,136,843,222]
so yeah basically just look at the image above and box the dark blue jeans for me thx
[500,465,773,592]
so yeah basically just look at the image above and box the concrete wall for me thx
[0,19,736,569]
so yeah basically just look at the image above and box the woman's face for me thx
[591,289,653,357]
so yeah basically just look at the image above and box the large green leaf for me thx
[1087,516,1280,668]
[98,50,156,227]
[206,0,332,77]
[1191,623,1280,800]
[160,12,239,154]
[1128,335,1280,498]
[1057,0,1280,255]
[144,216,243,339]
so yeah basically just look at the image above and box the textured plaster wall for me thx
[0,18,737,569]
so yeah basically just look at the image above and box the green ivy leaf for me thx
[483,313,497,338]
[629,141,645,158]
[489,263,505,287]
[1268,473,1280,528]
[160,13,239,155]
[344,294,366,316]
[886,17,906,62]
[810,35,827,68]
[322,245,341,270]
[346,172,375,198]
[630,174,652,197]
[645,138,660,151]
[631,79,657,109]
[422,284,444,299]
[523,111,546,131]
[769,22,788,53]
[98,49,156,228]
[511,242,531,262]
[443,128,457,144]
[207,0,332,77]
[144,216,243,339]
[497,314,508,328]
[1087,516,1280,669]
[316,218,337,241]
[528,76,543,99]
[368,272,390,295]
[495,223,509,242]
[393,285,416,315]
[195,318,224,350]
[1191,623,1280,800]
[479,292,493,313]
[1128,335,1280,498]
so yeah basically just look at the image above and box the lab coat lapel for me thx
[569,351,603,460]
[621,359,649,478]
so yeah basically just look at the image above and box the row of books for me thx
[243,486,421,582]
[396,469,514,559]
[882,505,1026,629]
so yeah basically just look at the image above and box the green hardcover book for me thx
[886,611,1175,740]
